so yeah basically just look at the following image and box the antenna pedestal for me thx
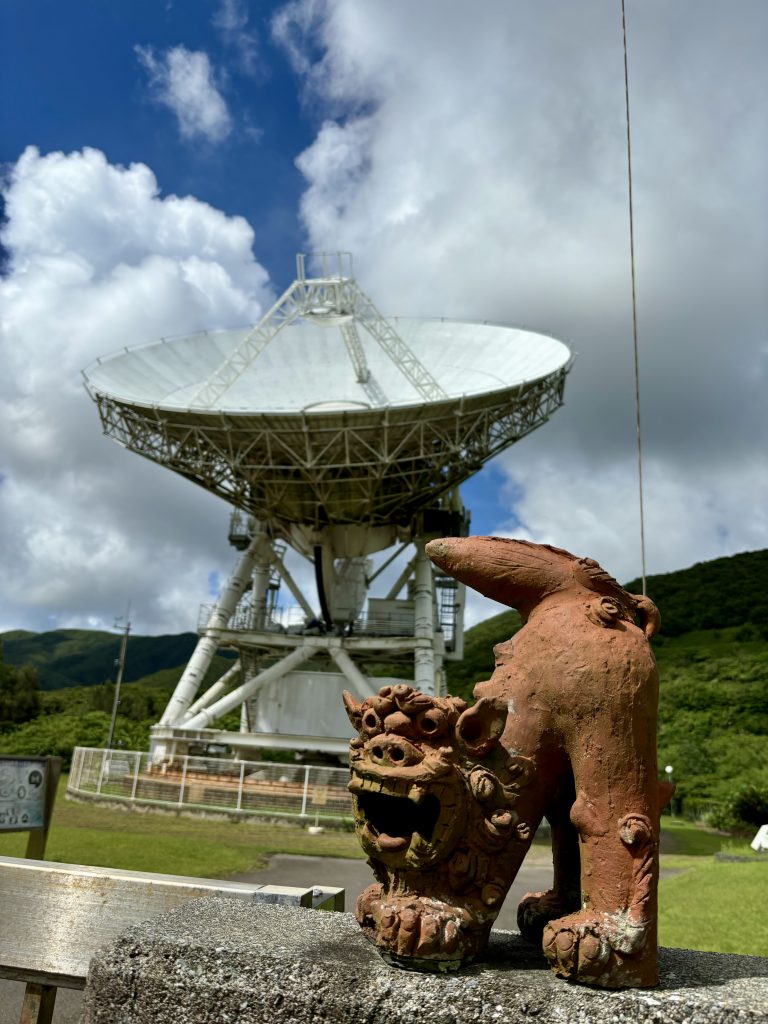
[150,512,461,761]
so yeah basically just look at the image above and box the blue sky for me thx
[1,0,310,280]
[1,0,765,634]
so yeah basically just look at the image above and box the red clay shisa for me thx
[343,537,673,988]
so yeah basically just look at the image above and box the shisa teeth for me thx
[391,779,411,797]
[350,772,441,807]
[353,776,384,793]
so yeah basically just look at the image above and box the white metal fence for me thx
[69,747,353,823]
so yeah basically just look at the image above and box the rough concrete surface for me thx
[83,898,768,1024]
[0,852,554,1024]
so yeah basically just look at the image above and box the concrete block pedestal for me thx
[83,899,768,1024]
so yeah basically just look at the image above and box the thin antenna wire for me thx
[621,0,647,596]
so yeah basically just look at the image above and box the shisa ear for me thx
[455,698,507,757]
[426,536,572,610]
[342,690,363,730]
[632,594,661,638]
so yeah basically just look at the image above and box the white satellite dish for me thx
[83,253,573,758]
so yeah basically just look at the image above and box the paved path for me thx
[230,849,555,932]
[0,851,554,1024]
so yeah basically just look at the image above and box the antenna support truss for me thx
[189,253,447,409]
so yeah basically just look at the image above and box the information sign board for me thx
[0,756,48,832]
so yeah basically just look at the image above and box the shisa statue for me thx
[343,537,672,988]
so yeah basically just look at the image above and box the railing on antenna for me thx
[296,252,354,282]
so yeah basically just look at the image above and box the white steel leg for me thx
[159,530,264,726]
[413,539,436,694]
[184,644,314,730]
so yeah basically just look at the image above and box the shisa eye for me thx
[362,708,382,735]
[417,709,445,738]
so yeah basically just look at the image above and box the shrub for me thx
[708,781,768,834]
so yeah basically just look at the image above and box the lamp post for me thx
[665,764,674,817]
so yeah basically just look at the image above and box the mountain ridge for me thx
[2,547,766,691]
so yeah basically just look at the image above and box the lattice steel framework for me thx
[89,366,568,530]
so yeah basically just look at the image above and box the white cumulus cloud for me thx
[212,0,260,77]
[0,146,272,634]
[275,0,768,594]
[136,44,233,143]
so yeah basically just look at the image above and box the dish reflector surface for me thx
[84,317,571,528]
[85,319,569,413]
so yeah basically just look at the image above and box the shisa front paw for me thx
[357,892,473,961]
[381,901,461,958]
[542,910,651,988]
[543,914,611,982]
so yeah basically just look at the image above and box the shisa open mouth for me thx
[349,773,464,865]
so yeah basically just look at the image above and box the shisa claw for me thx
[517,889,579,945]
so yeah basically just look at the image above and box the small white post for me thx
[178,755,189,807]
[130,751,141,801]
[236,761,246,812]
[300,765,311,817]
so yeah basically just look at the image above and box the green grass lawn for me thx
[659,859,768,956]
[658,819,768,956]
[0,774,365,876]
[2,782,765,957]
[659,818,725,856]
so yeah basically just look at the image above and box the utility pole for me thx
[107,606,131,750]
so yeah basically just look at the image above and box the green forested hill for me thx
[0,629,207,690]
[625,548,768,637]
[653,631,767,805]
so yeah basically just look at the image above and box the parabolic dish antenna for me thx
[83,253,573,759]
[84,254,571,530]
